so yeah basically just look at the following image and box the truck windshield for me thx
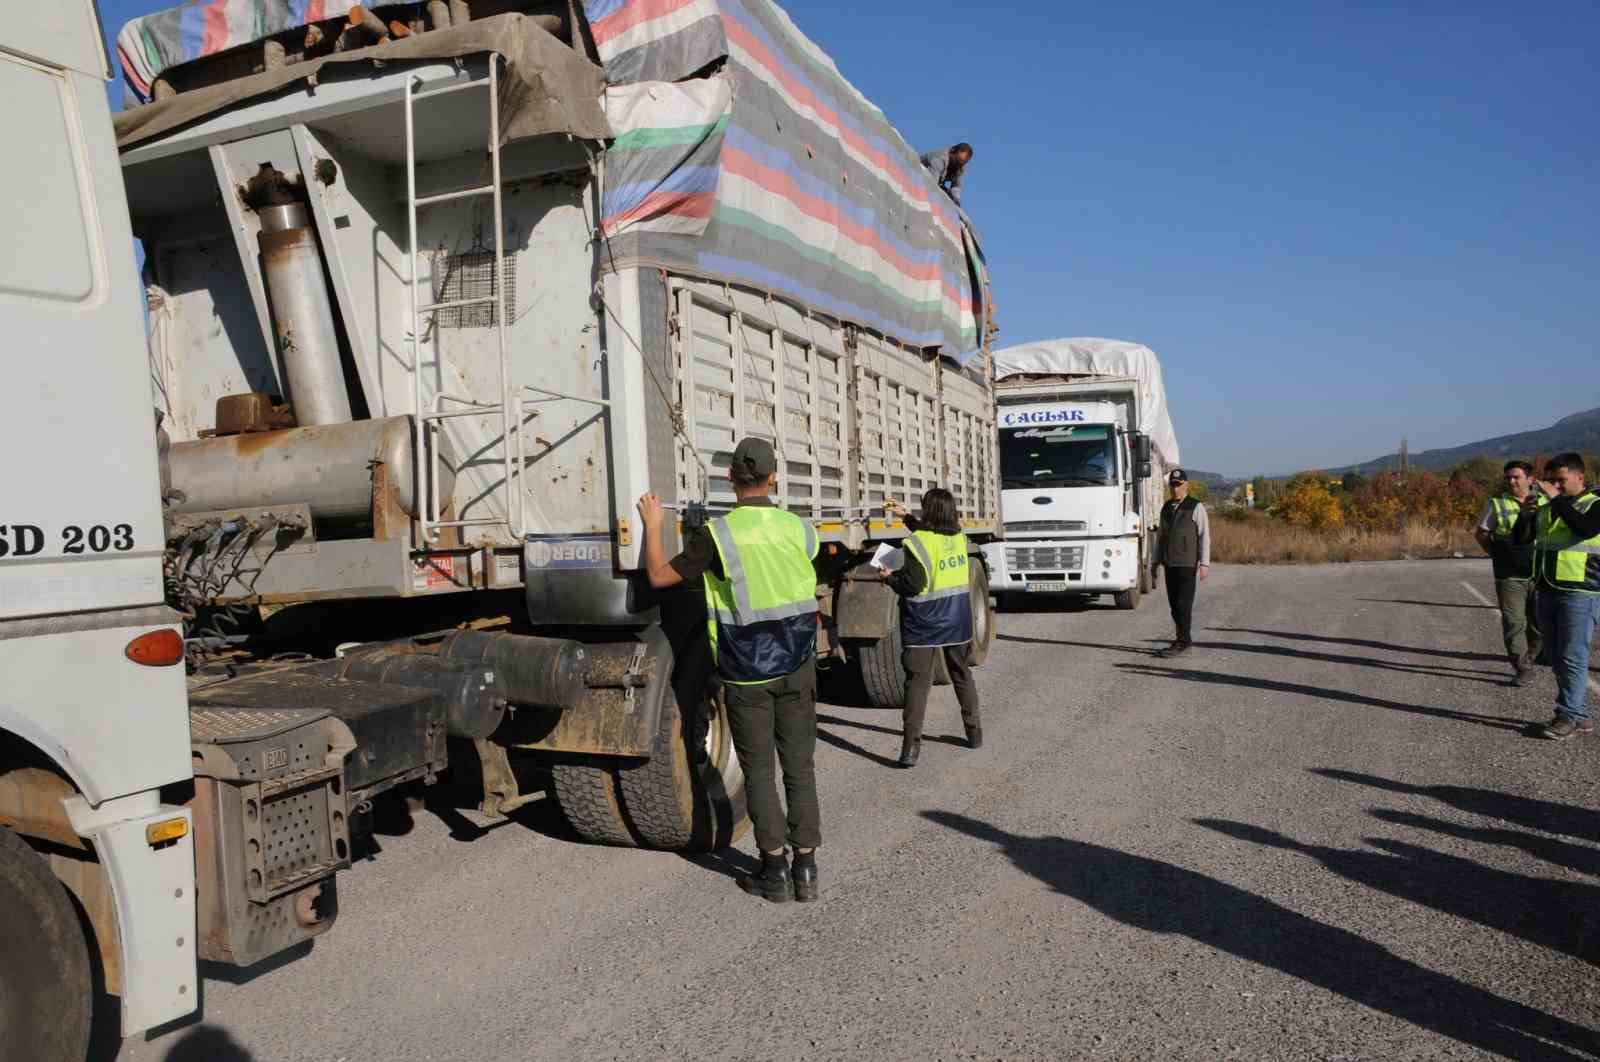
[1000,425,1117,488]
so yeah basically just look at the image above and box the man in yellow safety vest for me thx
[637,438,825,901]
[1513,452,1600,740]
[1473,459,1546,684]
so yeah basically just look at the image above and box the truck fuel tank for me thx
[166,415,454,523]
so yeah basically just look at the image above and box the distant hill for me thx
[1342,407,1600,475]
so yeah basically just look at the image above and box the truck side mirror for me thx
[1138,461,1153,480]
[1135,434,1152,464]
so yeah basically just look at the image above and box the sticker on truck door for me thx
[525,535,612,571]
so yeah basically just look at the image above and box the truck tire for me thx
[550,762,635,846]
[968,562,997,667]
[1114,583,1141,610]
[0,826,91,1062]
[1139,550,1154,595]
[615,680,747,852]
[855,603,907,708]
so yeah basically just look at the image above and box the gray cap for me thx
[732,438,778,479]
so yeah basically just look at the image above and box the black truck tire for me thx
[968,562,996,667]
[855,600,907,708]
[550,761,635,846]
[1114,583,1141,610]
[0,826,92,1062]
[615,683,746,852]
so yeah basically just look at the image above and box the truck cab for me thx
[984,395,1150,607]
[0,3,200,1055]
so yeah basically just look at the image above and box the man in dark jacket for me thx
[1155,469,1210,658]
[919,143,973,206]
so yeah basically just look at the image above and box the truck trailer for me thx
[984,339,1178,610]
[0,2,998,1056]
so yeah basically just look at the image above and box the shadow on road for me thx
[997,634,1159,656]
[1186,640,1506,685]
[814,722,901,768]
[1209,627,1503,663]
[680,847,761,882]
[1368,809,1600,878]
[817,713,965,747]
[1197,819,1600,966]
[922,811,1600,1061]
[1356,598,1498,610]
[1114,662,1531,733]
[1312,768,1600,843]
[161,1026,254,1061]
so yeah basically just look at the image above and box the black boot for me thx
[965,724,983,750]
[791,850,818,903]
[738,851,792,903]
[898,735,921,768]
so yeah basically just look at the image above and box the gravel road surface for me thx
[116,560,1600,1062]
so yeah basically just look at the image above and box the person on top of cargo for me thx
[1473,459,1546,684]
[1511,453,1600,740]
[637,438,824,903]
[1155,469,1210,658]
[881,489,983,768]
[920,143,973,206]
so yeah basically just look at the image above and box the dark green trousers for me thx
[902,644,981,741]
[1495,577,1541,668]
[723,659,820,853]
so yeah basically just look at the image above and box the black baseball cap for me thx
[732,438,778,479]
[1169,468,1189,484]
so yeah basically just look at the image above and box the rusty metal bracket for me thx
[473,739,519,818]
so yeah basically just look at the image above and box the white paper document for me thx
[870,543,904,572]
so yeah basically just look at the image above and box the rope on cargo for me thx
[582,141,711,498]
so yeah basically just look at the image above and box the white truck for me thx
[0,2,998,1057]
[984,339,1178,610]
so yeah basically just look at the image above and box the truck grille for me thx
[1007,546,1084,571]
[1004,520,1087,535]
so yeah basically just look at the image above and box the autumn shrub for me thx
[1211,510,1478,565]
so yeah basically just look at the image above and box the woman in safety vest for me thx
[881,488,983,767]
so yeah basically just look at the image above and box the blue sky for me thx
[101,0,1599,475]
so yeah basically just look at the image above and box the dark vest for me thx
[1160,497,1201,569]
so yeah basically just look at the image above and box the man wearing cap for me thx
[637,438,825,903]
[1155,469,1210,658]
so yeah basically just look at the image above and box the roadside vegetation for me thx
[1208,454,1600,565]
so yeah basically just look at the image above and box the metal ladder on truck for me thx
[402,57,525,543]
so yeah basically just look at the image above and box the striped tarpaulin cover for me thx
[116,0,332,104]
[584,0,987,359]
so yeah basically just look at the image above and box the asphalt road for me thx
[117,561,1600,1062]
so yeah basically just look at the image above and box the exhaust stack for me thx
[247,165,353,427]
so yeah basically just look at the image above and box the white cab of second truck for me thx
[984,339,1179,610]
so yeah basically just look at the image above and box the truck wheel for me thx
[855,607,907,708]
[616,678,747,852]
[550,761,634,846]
[1114,583,1141,610]
[1139,552,1153,595]
[0,827,91,1062]
[968,562,997,667]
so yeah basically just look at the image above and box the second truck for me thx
[984,338,1178,610]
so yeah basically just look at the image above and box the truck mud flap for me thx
[188,707,354,967]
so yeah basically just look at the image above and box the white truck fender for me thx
[64,791,198,1036]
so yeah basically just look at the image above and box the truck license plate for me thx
[1024,582,1070,593]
